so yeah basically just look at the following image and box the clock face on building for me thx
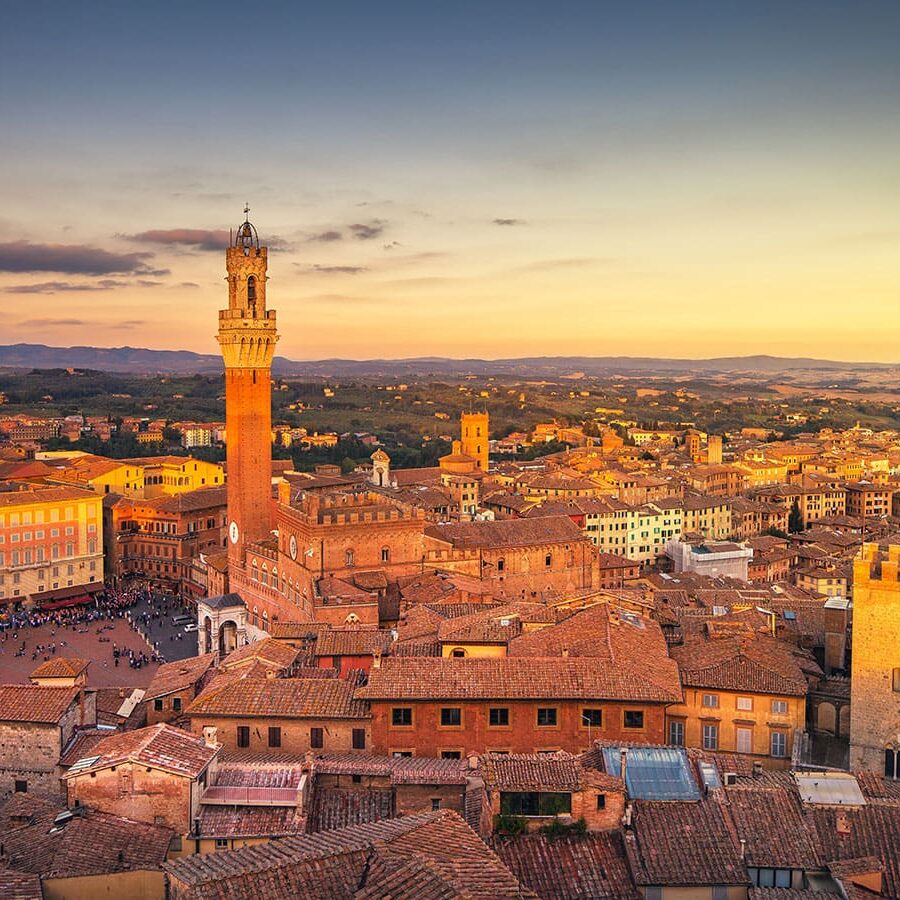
[229,521,240,544]
[289,534,298,560]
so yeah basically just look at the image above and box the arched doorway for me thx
[838,704,850,738]
[817,702,836,735]
[219,620,238,656]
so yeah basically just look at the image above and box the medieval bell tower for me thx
[217,208,278,573]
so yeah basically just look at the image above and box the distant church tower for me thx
[370,449,391,487]
[217,209,278,573]
[460,411,489,472]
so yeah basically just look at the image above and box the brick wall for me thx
[146,687,195,726]
[0,692,95,801]
[487,783,624,832]
[850,546,900,772]
[370,699,666,757]
[0,721,64,799]
[188,715,371,755]
[66,763,195,833]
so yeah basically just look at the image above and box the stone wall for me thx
[850,544,900,772]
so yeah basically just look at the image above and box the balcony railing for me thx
[200,785,301,806]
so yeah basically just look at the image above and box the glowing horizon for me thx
[2,2,899,362]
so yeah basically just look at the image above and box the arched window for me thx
[251,560,258,582]
[345,612,359,625]
[497,558,505,573]
[345,549,354,567]
[247,275,257,304]
[252,606,258,627]
[381,547,390,563]
[261,565,269,586]
[886,746,899,780]
[272,568,279,591]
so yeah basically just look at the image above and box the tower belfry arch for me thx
[217,209,278,578]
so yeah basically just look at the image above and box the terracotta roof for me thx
[142,654,215,702]
[59,727,114,767]
[393,637,442,657]
[492,832,640,899]
[309,787,395,833]
[598,551,640,569]
[148,485,227,513]
[0,483,99,508]
[212,758,306,789]
[390,466,441,486]
[164,809,534,899]
[188,676,369,720]
[0,872,42,900]
[437,605,529,645]
[198,805,307,839]
[802,801,900,898]
[670,634,809,696]
[313,629,393,658]
[269,621,330,641]
[508,603,669,662]
[356,656,681,703]
[220,638,300,673]
[29,656,90,679]
[724,784,822,870]
[64,722,217,779]
[627,797,748,886]
[748,891,837,900]
[0,794,172,879]
[351,570,389,591]
[311,754,469,785]
[94,686,146,727]
[0,684,80,723]
[425,515,587,549]
[395,604,447,643]
[316,576,375,601]
[481,751,583,792]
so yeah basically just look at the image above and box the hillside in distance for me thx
[0,343,896,378]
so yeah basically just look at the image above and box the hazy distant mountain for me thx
[0,343,895,378]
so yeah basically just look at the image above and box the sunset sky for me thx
[1,1,899,361]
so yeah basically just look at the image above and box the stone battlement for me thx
[853,542,900,584]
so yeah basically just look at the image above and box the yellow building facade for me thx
[0,484,104,606]
[665,685,805,768]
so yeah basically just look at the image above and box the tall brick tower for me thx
[217,209,278,574]
[460,411,489,471]
[849,543,900,775]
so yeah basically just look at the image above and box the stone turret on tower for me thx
[217,210,278,576]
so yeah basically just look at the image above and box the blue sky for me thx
[2,1,899,359]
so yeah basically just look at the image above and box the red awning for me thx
[39,595,93,611]
[31,582,103,604]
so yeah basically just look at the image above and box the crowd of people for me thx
[0,580,196,669]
